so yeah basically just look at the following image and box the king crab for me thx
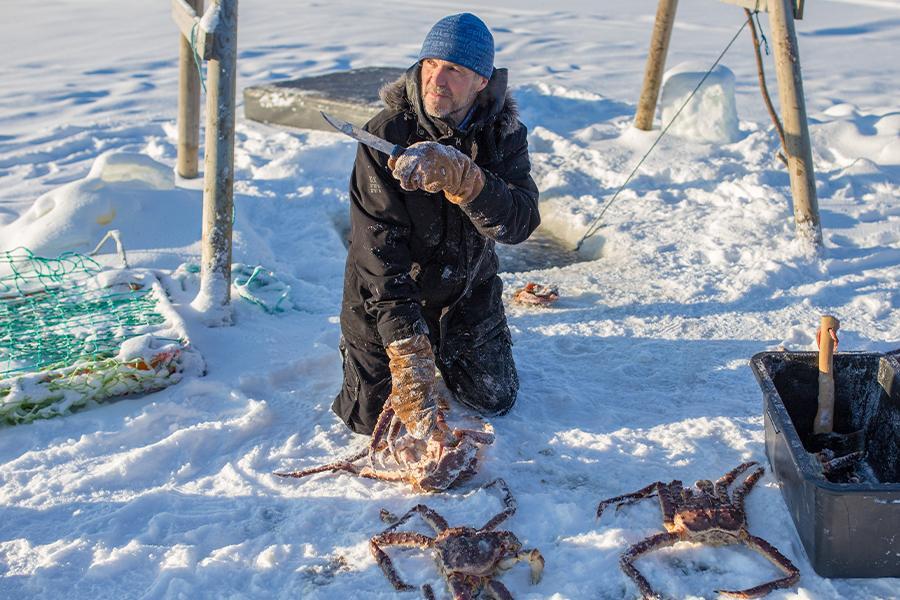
[370,478,544,599]
[512,282,559,307]
[596,462,799,599]
[274,398,494,492]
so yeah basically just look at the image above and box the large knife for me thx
[321,111,406,160]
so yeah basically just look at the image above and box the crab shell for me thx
[672,506,746,545]
[409,434,482,492]
[433,528,523,577]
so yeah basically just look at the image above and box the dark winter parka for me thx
[340,63,540,363]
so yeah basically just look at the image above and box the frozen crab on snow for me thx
[371,478,544,599]
[512,281,559,307]
[596,462,799,599]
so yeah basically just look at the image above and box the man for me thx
[332,13,540,444]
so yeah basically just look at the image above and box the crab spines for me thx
[731,466,765,512]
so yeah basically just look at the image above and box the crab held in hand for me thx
[371,478,544,599]
[596,462,799,599]
[274,398,494,493]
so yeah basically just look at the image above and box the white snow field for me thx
[1,1,899,598]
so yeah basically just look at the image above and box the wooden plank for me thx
[718,0,804,19]
[194,0,238,323]
[769,0,821,245]
[171,0,213,59]
[176,0,203,178]
[634,0,679,131]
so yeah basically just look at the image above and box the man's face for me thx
[420,58,489,123]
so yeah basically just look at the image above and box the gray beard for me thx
[424,90,478,127]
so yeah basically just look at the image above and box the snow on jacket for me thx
[339,62,540,354]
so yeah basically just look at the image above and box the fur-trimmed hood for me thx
[379,63,520,141]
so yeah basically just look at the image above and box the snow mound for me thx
[814,106,900,166]
[86,151,175,190]
[660,62,740,144]
[0,152,200,265]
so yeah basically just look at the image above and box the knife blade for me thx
[321,112,406,160]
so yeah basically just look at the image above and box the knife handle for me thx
[389,145,405,160]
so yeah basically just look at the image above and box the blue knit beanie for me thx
[418,13,494,79]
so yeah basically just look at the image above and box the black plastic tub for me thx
[750,350,900,578]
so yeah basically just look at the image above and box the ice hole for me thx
[496,228,583,273]
[332,215,587,274]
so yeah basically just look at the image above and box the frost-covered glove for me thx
[386,334,439,439]
[389,141,485,205]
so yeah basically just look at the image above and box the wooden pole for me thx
[769,0,822,246]
[193,0,237,325]
[814,315,840,434]
[176,0,203,179]
[634,0,679,131]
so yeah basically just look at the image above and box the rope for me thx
[574,14,753,252]
[232,263,292,314]
[190,21,207,94]
[746,8,788,166]
[816,327,839,352]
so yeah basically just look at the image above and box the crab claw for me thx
[527,548,545,584]
[433,410,459,447]
[379,508,399,524]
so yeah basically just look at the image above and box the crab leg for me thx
[714,461,757,499]
[369,531,434,592]
[596,482,663,519]
[821,450,865,474]
[386,414,407,466]
[357,466,413,485]
[657,481,682,529]
[453,427,495,446]
[484,579,515,600]
[695,478,714,493]
[715,534,800,599]
[446,572,479,600]
[369,402,396,467]
[620,531,682,600]
[481,478,517,531]
[380,503,449,534]
[731,467,764,512]
[273,448,366,479]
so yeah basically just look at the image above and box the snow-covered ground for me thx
[1,0,899,598]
